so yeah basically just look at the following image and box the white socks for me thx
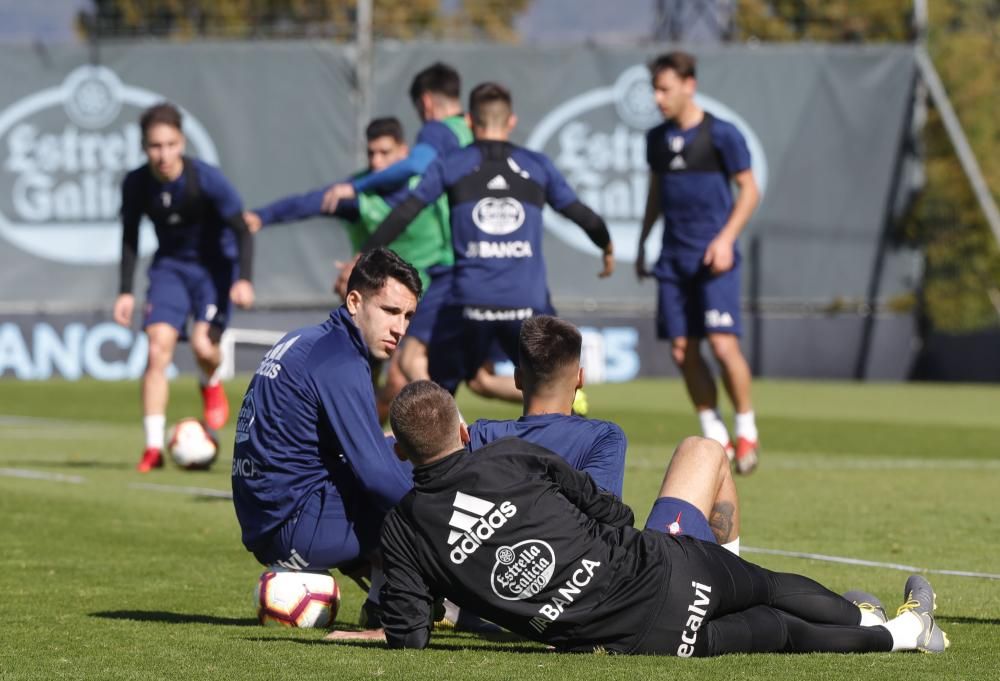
[201,367,221,387]
[144,414,166,449]
[734,410,758,442]
[698,409,730,445]
[721,537,740,556]
[883,610,922,651]
[859,608,886,627]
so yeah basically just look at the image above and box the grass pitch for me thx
[1,376,998,680]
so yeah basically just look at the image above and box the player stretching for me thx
[363,82,614,394]
[469,315,740,554]
[332,381,949,657]
[637,51,761,474]
[114,103,254,473]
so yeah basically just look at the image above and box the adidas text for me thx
[449,501,517,564]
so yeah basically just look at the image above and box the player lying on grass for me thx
[468,314,740,553]
[327,380,949,656]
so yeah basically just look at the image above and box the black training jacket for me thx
[379,437,679,653]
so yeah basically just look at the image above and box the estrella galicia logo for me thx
[0,65,220,264]
[491,539,556,601]
[526,64,768,261]
[472,196,525,235]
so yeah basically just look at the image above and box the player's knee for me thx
[190,336,217,362]
[676,436,726,466]
[146,339,173,369]
[670,341,688,367]
[707,334,740,362]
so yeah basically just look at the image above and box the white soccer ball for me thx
[166,418,219,470]
[255,570,341,628]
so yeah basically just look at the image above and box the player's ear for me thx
[507,113,518,135]
[459,421,470,446]
[344,289,363,315]
[513,367,522,391]
[576,366,584,390]
[393,440,408,462]
[463,112,472,129]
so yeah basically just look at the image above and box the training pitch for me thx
[1,376,998,680]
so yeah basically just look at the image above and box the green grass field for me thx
[1,377,999,680]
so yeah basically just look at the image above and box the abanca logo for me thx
[526,64,768,261]
[0,65,220,264]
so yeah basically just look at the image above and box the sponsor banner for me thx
[0,43,918,313]
[0,309,916,382]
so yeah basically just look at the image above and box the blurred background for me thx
[0,0,997,382]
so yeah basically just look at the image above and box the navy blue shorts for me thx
[428,307,527,393]
[250,484,385,571]
[655,252,741,339]
[644,496,716,543]
[406,266,453,345]
[143,257,236,333]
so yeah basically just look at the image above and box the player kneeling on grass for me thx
[327,381,949,656]
[231,248,420,617]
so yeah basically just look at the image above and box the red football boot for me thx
[136,446,163,473]
[734,437,759,475]
[201,382,229,430]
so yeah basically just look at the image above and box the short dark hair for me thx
[390,380,459,463]
[648,51,697,81]
[468,82,512,128]
[409,62,461,106]
[518,315,582,384]
[140,102,183,140]
[347,248,423,299]
[366,117,405,143]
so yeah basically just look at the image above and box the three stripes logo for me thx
[447,491,517,564]
[255,334,300,380]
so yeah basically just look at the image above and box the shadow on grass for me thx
[246,637,549,654]
[938,615,1000,626]
[92,610,257,626]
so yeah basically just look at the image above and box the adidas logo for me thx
[447,491,517,564]
[486,174,509,191]
[669,155,687,170]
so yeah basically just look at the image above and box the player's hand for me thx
[703,236,735,275]
[321,183,356,214]
[635,246,651,281]
[230,279,255,309]
[113,293,134,327]
[323,628,387,642]
[598,250,615,278]
[332,254,361,300]
[243,211,263,234]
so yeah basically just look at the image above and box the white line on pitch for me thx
[744,546,1000,580]
[127,482,232,499]
[0,468,85,483]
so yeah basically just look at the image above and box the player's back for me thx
[432,141,575,311]
[468,414,626,497]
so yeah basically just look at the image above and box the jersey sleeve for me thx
[415,120,463,156]
[118,171,144,295]
[580,424,627,497]
[198,163,243,219]
[713,121,752,176]
[351,144,438,194]
[380,508,434,649]
[536,153,579,211]
[539,446,634,528]
[310,357,412,512]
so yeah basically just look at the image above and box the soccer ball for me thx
[166,418,219,469]
[255,570,341,628]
